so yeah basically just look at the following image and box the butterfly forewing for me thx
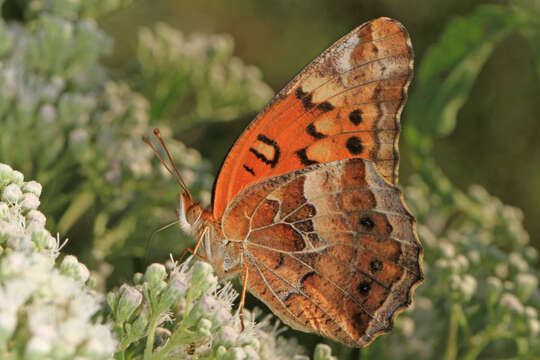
[213,17,413,219]
[220,158,422,347]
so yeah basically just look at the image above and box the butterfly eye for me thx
[222,255,233,271]
[185,203,203,225]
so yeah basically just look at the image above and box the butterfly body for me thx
[177,17,423,347]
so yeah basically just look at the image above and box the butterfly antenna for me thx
[142,129,192,200]
[144,219,180,266]
[152,129,193,201]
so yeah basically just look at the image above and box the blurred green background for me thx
[101,0,540,251]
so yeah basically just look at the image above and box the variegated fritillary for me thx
[150,17,423,347]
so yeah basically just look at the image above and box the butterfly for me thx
[147,17,423,348]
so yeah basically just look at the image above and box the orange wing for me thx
[220,158,423,347]
[212,17,413,218]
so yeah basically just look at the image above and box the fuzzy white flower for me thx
[1,183,23,203]
[22,180,42,197]
[500,293,524,315]
[0,163,116,359]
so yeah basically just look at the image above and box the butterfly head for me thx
[178,191,203,232]
[178,191,233,275]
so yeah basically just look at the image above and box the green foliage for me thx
[0,0,539,359]
[136,23,273,130]
[407,5,520,138]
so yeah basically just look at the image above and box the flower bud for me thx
[439,242,455,258]
[0,164,13,187]
[22,181,42,197]
[508,253,528,273]
[216,345,227,358]
[133,272,144,284]
[398,317,415,337]
[500,293,524,315]
[196,318,213,338]
[515,273,538,302]
[461,274,477,301]
[11,170,23,186]
[1,183,22,203]
[158,281,184,311]
[144,263,167,290]
[314,344,336,360]
[116,285,143,323]
[218,325,239,347]
[31,229,50,250]
[80,324,116,358]
[20,193,40,213]
[243,345,259,360]
[191,261,217,298]
[528,318,540,337]
[26,210,46,229]
[168,273,188,298]
[60,255,90,283]
[220,347,246,360]
[0,220,17,244]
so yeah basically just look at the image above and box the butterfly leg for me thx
[219,263,249,331]
[239,263,249,332]
[178,226,209,263]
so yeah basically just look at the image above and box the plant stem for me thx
[143,314,159,360]
[463,324,501,360]
[445,302,460,360]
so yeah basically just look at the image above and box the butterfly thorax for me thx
[179,192,243,279]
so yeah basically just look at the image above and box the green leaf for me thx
[57,190,95,234]
[511,0,540,79]
[407,5,521,138]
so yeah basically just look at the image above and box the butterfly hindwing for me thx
[213,17,413,218]
[220,158,423,347]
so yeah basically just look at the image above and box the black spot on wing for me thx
[243,164,255,176]
[357,281,372,296]
[349,109,363,125]
[296,148,319,166]
[346,136,364,155]
[369,259,383,273]
[316,101,334,112]
[359,216,375,231]
[306,123,326,139]
[295,87,315,110]
[295,87,307,99]
[249,134,281,168]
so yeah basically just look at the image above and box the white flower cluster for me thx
[0,163,116,359]
[136,22,273,126]
[109,258,320,360]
